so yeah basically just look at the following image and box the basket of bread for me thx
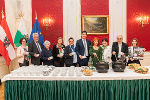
[82,69,93,76]
[135,66,149,74]
[128,63,149,74]
[128,63,140,69]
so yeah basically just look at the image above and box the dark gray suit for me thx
[28,41,43,65]
[111,42,128,61]
[64,45,74,67]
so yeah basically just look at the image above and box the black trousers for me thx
[127,59,141,66]
[19,61,29,67]
[66,63,77,67]
[54,59,64,67]
[78,57,89,67]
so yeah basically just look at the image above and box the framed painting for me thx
[82,15,109,34]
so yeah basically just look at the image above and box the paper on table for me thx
[82,56,87,59]
[49,56,53,59]
[72,52,75,55]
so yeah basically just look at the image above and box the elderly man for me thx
[111,35,128,62]
[28,33,43,65]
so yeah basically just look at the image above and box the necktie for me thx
[36,42,42,54]
[71,45,75,52]
[83,39,88,56]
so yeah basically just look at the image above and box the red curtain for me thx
[81,0,109,44]
[32,0,63,48]
[127,0,150,51]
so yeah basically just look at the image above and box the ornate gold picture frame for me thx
[82,15,109,34]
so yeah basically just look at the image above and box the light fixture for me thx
[42,17,51,30]
[137,16,149,27]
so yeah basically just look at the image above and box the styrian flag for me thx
[14,18,28,47]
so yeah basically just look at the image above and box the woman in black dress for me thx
[41,40,53,66]
[53,37,65,67]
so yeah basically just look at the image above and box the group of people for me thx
[17,31,144,67]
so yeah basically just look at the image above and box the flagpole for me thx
[35,11,37,19]
[1,8,4,19]
[8,65,11,74]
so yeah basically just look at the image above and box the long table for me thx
[2,66,150,100]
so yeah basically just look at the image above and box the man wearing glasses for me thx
[111,35,128,62]
[28,33,43,65]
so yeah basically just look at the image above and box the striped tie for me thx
[36,42,42,54]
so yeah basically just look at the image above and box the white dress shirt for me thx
[101,45,111,63]
[82,39,88,57]
[118,43,122,58]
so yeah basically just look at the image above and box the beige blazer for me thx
[100,45,112,63]
[17,46,28,63]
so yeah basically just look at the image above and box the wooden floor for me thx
[0,82,4,100]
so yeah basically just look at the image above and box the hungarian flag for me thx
[0,16,16,66]
[14,18,28,47]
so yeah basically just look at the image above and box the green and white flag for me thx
[14,18,28,47]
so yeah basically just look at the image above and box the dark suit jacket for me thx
[28,41,43,65]
[52,44,65,66]
[64,45,74,66]
[111,42,128,61]
[75,39,91,65]
[41,48,53,66]
[75,39,91,56]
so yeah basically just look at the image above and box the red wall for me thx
[32,0,63,48]
[0,0,5,23]
[81,0,109,44]
[127,0,150,51]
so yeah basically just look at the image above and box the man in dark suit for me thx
[111,35,128,62]
[75,31,91,66]
[64,37,77,67]
[28,33,43,65]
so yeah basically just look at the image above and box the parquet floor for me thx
[0,82,4,100]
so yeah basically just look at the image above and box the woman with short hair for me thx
[17,37,29,67]
[127,38,145,65]
[89,37,103,67]
[41,40,53,66]
[53,37,65,67]
[64,37,77,67]
[100,38,111,63]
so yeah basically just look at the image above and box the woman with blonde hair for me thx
[127,38,145,65]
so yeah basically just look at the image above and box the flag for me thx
[28,18,44,46]
[14,18,28,47]
[0,17,16,66]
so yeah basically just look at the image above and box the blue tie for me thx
[71,45,75,52]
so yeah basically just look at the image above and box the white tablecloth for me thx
[2,66,150,82]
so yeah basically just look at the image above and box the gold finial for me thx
[1,8,4,19]
[35,11,37,19]
[18,11,24,18]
